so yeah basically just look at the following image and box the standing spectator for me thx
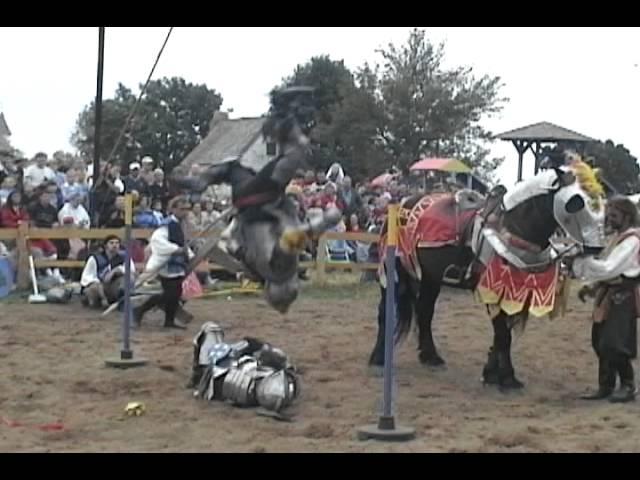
[0,177,17,205]
[94,162,124,226]
[337,176,362,217]
[61,168,84,204]
[140,156,155,185]
[148,168,168,208]
[7,157,26,193]
[48,155,67,188]
[23,152,56,189]
[326,162,345,185]
[124,162,148,196]
[109,164,125,195]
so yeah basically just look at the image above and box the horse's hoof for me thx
[499,376,525,391]
[367,366,384,377]
[419,354,446,368]
[482,373,500,386]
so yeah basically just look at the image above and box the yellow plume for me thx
[568,156,605,210]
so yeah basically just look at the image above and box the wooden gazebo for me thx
[496,121,595,181]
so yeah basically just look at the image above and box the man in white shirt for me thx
[59,193,90,228]
[23,152,56,189]
[133,196,194,330]
[571,196,640,403]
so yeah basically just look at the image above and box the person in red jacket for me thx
[0,190,29,228]
[0,190,62,281]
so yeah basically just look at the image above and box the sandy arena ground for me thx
[1,282,640,452]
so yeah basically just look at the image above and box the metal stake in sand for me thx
[357,204,415,442]
[105,194,147,369]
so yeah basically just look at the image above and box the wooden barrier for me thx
[11,224,577,291]
[11,226,381,290]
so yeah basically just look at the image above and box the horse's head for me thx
[551,158,606,250]
[502,154,605,250]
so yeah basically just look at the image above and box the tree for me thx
[584,140,640,194]
[375,28,507,182]
[283,55,354,126]
[280,56,387,180]
[313,66,387,180]
[71,83,137,165]
[71,77,223,174]
[541,140,639,195]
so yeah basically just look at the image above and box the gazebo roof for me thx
[496,121,595,143]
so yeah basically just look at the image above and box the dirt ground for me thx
[1,281,640,452]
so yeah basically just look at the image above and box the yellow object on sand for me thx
[125,402,146,416]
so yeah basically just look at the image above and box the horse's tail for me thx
[394,269,415,345]
[395,299,413,345]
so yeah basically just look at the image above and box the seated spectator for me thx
[27,189,66,281]
[41,181,63,210]
[133,196,161,228]
[151,198,165,224]
[58,192,90,262]
[103,196,126,228]
[187,201,209,234]
[58,192,90,229]
[29,189,59,229]
[203,198,220,221]
[309,183,338,210]
[0,190,29,229]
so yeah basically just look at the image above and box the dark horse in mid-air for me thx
[369,159,606,389]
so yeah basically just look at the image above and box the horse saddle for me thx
[416,193,481,248]
[454,189,486,212]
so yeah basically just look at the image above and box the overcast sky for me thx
[1,27,639,185]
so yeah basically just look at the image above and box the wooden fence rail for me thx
[7,226,381,289]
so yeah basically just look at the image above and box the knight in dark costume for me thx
[171,87,340,314]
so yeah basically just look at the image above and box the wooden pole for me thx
[316,234,328,286]
[16,223,30,290]
[91,27,105,226]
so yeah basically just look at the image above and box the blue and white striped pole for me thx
[381,203,399,428]
[105,193,147,369]
[357,204,415,441]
